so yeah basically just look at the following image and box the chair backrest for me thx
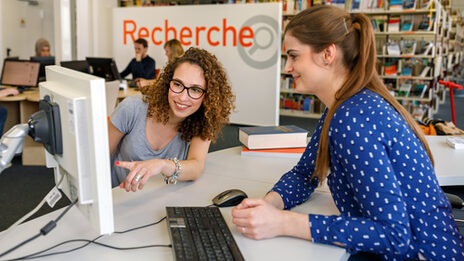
[105,80,120,116]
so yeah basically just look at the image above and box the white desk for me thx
[425,135,464,186]
[0,148,348,261]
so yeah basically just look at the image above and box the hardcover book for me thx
[241,146,306,158]
[239,125,308,150]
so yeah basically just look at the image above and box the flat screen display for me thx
[0,60,40,87]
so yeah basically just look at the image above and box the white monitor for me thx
[39,65,114,235]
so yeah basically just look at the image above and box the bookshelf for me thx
[346,0,450,120]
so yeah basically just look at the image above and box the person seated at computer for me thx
[35,38,51,57]
[231,5,464,260]
[120,38,156,81]
[135,39,184,89]
[0,88,20,136]
[109,47,235,192]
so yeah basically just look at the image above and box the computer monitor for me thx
[60,60,90,74]
[86,57,120,82]
[0,60,40,88]
[4,56,19,61]
[30,56,55,81]
[38,65,114,235]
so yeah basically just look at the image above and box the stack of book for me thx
[239,125,308,158]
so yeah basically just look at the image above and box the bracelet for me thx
[163,158,182,184]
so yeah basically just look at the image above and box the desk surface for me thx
[425,135,464,186]
[0,147,348,261]
[0,88,140,103]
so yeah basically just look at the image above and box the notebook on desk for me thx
[0,60,40,90]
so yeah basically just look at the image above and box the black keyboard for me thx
[166,206,245,261]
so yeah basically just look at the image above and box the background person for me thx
[34,38,51,57]
[120,38,156,80]
[164,39,184,63]
[136,39,185,89]
[109,47,235,192]
[231,5,464,260]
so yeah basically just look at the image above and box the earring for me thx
[324,61,329,65]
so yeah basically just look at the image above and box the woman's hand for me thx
[116,159,171,192]
[231,198,287,240]
[0,88,19,97]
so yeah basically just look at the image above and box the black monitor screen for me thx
[0,60,40,87]
[30,56,56,80]
[61,60,90,74]
[86,57,120,81]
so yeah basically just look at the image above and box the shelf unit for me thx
[346,0,451,119]
[279,0,454,120]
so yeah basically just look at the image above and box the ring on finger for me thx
[134,174,142,183]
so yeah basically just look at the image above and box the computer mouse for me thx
[212,189,248,207]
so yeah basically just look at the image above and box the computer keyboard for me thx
[166,206,245,261]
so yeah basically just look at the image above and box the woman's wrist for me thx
[280,211,312,240]
[161,158,182,184]
[264,191,285,209]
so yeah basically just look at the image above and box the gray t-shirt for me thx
[110,95,190,187]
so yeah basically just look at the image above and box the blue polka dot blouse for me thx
[271,89,464,260]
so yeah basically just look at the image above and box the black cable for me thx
[0,199,78,259]
[3,215,169,261]
[113,216,166,234]
[0,233,41,259]
[9,239,171,260]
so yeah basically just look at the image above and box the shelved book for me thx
[239,125,308,150]
[241,146,305,158]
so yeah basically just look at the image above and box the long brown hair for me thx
[285,5,433,182]
[141,47,235,142]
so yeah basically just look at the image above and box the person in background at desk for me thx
[136,39,184,89]
[231,5,464,260]
[109,47,235,192]
[120,38,156,82]
[0,88,20,135]
[34,38,51,57]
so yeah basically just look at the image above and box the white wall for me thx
[0,0,54,62]
[75,0,116,59]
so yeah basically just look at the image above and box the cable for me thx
[0,174,66,238]
[0,199,77,259]
[113,216,166,234]
[3,215,169,261]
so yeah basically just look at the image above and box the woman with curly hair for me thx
[109,47,235,191]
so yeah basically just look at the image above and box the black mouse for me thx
[212,189,248,207]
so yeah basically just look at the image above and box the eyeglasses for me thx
[169,79,206,99]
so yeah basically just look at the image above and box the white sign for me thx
[113,3,281,126]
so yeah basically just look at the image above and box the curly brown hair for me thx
[141,47,235,142]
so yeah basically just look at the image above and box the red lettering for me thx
[222,19,236,46]
[207,26,220,46]
[180,27,192,45]
[123,20,136,44]
[122,19,256,48]
[151,27,162,45]
[138,27,149,39]
[239,26,253,47]
[165,20,177,42]
[195,27,206,46]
